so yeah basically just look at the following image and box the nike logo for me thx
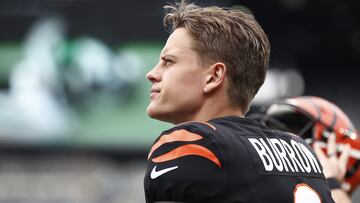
[150,166,178,179]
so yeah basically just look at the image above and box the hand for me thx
[313,133,351,181]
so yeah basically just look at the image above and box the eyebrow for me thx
[161,54,177,61]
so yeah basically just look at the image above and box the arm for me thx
[313,133,352,203]
[330,189,352,203]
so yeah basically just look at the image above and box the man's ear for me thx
[203,62,227,93]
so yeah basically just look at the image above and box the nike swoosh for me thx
[150,166,178,179]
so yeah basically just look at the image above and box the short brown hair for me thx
[163,0,270,113]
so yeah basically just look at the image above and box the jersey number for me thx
[294,183,321,203]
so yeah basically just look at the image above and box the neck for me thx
[193,99,244,122]
[171,96,244,125]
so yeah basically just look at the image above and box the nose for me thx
[146,65,161,83]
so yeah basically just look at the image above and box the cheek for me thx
[165,73,203,96]
[161,67,205,103]
[170,80,204,107]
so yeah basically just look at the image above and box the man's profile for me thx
[143,1,334,202]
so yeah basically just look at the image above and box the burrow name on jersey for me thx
[248,137,322,174]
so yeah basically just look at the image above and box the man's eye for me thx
[163,59,174,66]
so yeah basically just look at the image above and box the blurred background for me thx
[0,0,359,202]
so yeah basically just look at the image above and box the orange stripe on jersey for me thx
[152,144,222,168]
[148,129,203,159]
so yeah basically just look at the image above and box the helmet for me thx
[262,96,360,193]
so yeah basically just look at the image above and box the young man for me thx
[144,1,334,202]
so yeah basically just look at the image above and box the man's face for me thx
[146,28,208,124]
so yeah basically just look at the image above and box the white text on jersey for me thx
[248,138,322,174]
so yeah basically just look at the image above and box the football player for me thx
[144,1,334,202]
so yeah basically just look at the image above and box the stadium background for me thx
[0,0,359,202]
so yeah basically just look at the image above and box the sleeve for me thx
[144,122,225,203]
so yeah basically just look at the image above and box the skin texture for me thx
[146,28,242,124]
[313,133,352,203]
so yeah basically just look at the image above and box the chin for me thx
[146,104,162,119]
[147,111,159,120]
[146,105,176,124]
[146,107,156,117]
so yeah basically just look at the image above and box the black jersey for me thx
[144,116,334,203]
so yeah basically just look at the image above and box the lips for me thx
[151,88,160,93]
[150,88,160,99]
